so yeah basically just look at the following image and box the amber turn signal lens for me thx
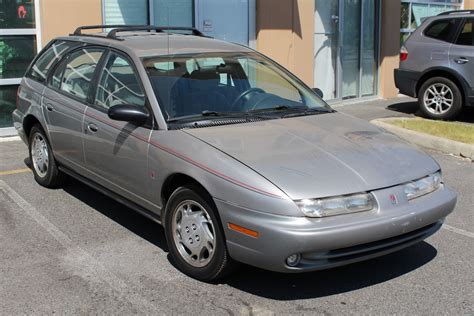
[228,223,259,238]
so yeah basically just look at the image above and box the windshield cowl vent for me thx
[173,117,270,129]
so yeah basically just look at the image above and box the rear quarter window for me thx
[424,19,458,42]
[28,40,78,82]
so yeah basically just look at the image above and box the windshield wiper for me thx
[168,110,255,122]
[248,105,308,113]
[282,107,334,118]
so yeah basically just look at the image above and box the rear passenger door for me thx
[43,47,105,170]
[83,51,154,207]
[449,18,474,88]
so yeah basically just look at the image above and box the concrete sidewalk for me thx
[335,96,474,124]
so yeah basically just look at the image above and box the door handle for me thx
[454,57,469,64]
[45,103,54,112]
[87,123,98,133]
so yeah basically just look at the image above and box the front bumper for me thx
[216,184,456,273]
[394,68,421,98]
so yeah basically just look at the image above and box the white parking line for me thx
[443,224,474,239]
[0,180,163,314]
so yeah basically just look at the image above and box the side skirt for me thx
[59,166,162,225]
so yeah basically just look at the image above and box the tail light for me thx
[16,86,21,108]
[400,46,408,61]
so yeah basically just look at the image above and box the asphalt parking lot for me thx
[1,98,473,314]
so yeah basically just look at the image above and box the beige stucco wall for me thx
[465,0,474,9]
[256,0,314,87]
[379,0,401,99]
[39,0,102,45]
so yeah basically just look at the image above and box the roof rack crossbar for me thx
[438,10,474,16]
[106,26,206,39]
[71,25,148,36]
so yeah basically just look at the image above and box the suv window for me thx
[51,48,104,102]
[456,19,473,46]
[29,41,77,82]
[95,52,145,109]
[424,19,457,42]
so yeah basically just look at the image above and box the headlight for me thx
[404,172,442,200]
[296,193,376,218]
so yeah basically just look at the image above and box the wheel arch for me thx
[161,173,214,220]
[23,114,45,139]
[416,67,468,104]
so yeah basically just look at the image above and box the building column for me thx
[39,0,103,46]
[379,0,401,99]
[465,0,474,9]
[256,0,314,87]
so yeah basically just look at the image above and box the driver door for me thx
[82,51,154,207]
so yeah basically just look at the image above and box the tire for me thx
[418,76,463,120]
[163,185,236,281]
[28,124,65,188]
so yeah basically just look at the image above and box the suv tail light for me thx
[400,46,408,61]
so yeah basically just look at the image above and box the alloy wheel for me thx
[423,83,453,115]
[31,133,49,178]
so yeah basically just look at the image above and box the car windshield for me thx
[143,52,332,122]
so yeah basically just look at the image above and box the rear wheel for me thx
[28,124,65,188]
[418,77,462,120]
[164,185,236,281]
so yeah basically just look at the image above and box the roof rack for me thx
[71,25,148,36]
[438,10,474,16]
[106,26,207,39]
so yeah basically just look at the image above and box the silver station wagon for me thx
[13,26,457,281]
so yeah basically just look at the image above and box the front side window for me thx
[144,52,330,123]
[456,19,473,46]
[95,53,145,109]
[52,48,104,102]
[424,19,457,42]
[29,41,77,82]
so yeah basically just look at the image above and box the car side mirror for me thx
[312,88,324,99]
[108,104,150,124]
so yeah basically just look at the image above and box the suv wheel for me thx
[28,124,65,188]
[418,77,462,120]
[164,185,236,281]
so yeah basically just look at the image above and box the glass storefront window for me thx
[0,0,35,29]
[103,0,148,25]
[153,0,193,27]
[0,35,36,79]
[400,0,463,46]
[0,85,17,128]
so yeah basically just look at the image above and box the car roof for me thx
[56,32,253,58]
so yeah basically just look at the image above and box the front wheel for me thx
[418,77,463,120]
[28,124,65,188]
[164,185,236,281]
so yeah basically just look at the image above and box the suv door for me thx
[43,47,105,170]
[83,51,154,208]
[449,18,474,88]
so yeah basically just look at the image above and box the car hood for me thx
[184,113,440,200]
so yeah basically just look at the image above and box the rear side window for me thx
[29,41,77,82]
[50,48,104,102]
[456,19,473,46]
[424,19,457,42]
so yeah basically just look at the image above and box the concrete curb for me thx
[371,118,474,161]
[0,136,20,143]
